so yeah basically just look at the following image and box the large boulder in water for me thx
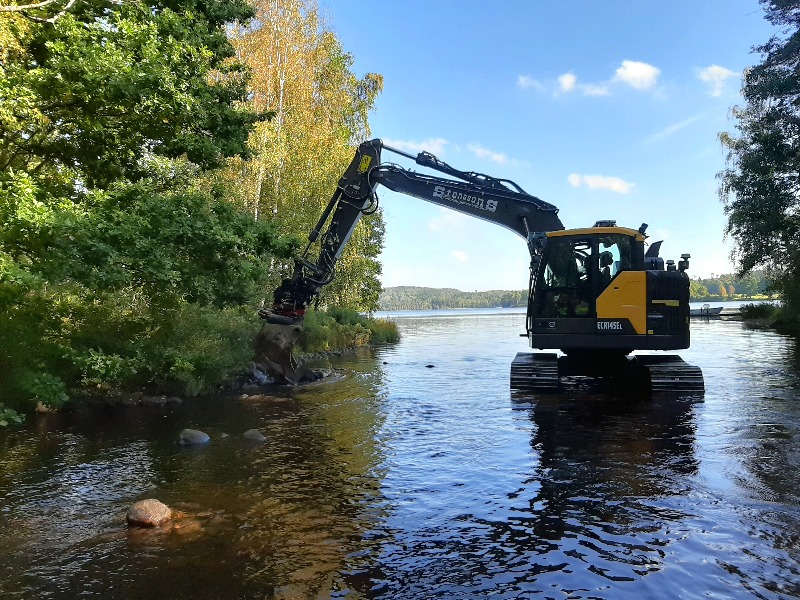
[127,499,172,527]
[179,428,210,445]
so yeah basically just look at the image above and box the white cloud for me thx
[517,75,543,90]
[613,60,660,90]
[555,71,610,97]
[525,60,660,98]
[467,143,508,164]
[581,84,611,97]
[382,137,449,156]
[567,173,634,194]
[645,114,705,143]
[558,72,577,93]
[696,65,738,96]
[452,250,469,263]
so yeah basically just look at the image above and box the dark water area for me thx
[2,309,800,599]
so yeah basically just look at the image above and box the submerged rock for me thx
[243,429,267,443]
[127,499,172,527]
[179,428,210,445]
[140,395,168,406]
[298,368,329,383]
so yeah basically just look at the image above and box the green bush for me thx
[129,304,263,397]
[326,306,367,327]
[0,403,25,427]
[367,318,400,344]
[19,373,69,409]
[740,303,778,319]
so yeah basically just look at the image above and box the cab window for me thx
[597,234,634,289]
[537,237,592,318]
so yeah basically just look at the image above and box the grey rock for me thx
[250,362,270,384]
[243,429,266,443]
[140,395,168,406]
[126,499,172,527]
[179,428,210,445]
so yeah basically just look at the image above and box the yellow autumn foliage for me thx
[221,0,385,311]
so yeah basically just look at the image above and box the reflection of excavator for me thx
[257,139,703,392]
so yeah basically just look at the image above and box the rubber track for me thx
[510,352,560,391]
[634,355,705,393]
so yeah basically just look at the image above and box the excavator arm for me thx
[256,138,564,383]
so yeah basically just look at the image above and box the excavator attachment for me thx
[253,319,304,385]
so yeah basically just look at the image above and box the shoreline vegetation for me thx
[1,2,389,424]
[739,303,800,336]
[296,308,399,357]
[0,308,399,426]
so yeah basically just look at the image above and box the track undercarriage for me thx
[510,352,704,394]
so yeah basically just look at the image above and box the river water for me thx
[1,308,799,599]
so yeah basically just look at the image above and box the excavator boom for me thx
[256,139,564,383]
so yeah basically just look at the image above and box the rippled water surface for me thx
[2,309,800,599]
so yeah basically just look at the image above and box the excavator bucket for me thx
[253,321,304,385]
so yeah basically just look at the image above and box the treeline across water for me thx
[379,273,775,311]
[379,287,528,311]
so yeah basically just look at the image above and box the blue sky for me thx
[321,0,775,291]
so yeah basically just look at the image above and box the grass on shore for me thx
[297,307,399,356]
[0,305,399,424]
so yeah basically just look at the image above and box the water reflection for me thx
[512,391,699,588]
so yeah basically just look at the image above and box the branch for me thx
[0,0,77,23]
[0,0,61,12]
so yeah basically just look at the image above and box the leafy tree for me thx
[1,0,260,191]
[718,0,800,313]
[221,0,385,312]
[690,280,709,299]
[0,0,289,406]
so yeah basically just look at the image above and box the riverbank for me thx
[739,302,800,335]
[0,308,399,425]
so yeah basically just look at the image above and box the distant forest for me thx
[378,272,774,311]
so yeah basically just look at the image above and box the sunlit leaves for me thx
[1,1,259,189]
[0,1,292,405]
[222,0,385,311]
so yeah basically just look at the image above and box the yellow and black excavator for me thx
[256,138,703,393]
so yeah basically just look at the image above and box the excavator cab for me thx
[531,227,642,324]
[527,223,690,355]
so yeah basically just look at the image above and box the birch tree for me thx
[225,0,385,311]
